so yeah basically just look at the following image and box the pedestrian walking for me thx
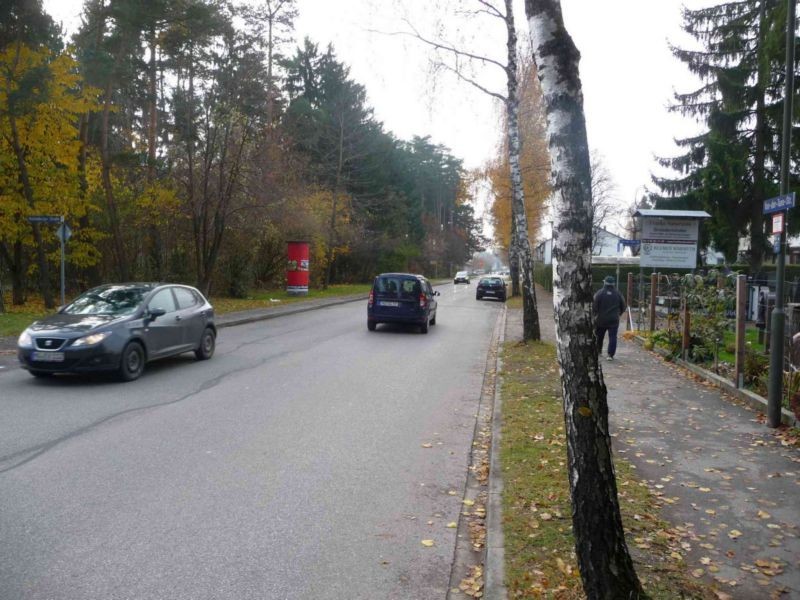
[593,275,626,361]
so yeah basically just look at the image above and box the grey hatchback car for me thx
[17,283,216,381]
[367,273,439,333]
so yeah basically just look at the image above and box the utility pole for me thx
[767,0,796,428]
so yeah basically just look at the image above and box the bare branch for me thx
[371,18,508,73]
[474,0,505,20]
[438,61,506,101]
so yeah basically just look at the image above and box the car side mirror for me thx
[148,307,166,320]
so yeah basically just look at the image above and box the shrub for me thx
[744,349,769,386]
[651,329,682,357]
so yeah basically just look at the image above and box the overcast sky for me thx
[43,0,713,239]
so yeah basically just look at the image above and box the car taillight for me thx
[368,290,374,308]
[419,293,427,309]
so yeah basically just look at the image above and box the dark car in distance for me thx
[367,273,439,333]
[476,277,507,302]
[17,283,216,381]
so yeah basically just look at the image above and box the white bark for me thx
[526,0,643,597]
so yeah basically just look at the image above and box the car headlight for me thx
[72,331,111,347]
[18,330,32,347]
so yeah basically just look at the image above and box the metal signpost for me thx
[766,0,796,429]
[27,215,69,306]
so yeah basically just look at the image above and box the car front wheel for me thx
[119,342,145,382]
[195,327,216,360]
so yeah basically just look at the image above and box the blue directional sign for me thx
[763,192,796,214]
[27,215,62,224]
[56,223,72,242]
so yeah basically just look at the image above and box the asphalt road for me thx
[0,283,502,600]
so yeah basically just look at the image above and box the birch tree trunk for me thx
[526,1,644,597]
[505,0,540,341]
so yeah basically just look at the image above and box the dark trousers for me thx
[596,324,619,357]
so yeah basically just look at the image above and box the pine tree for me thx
[654,0,798,267]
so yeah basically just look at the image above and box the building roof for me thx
[634,209,711,219]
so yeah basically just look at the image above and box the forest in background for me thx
[0,0,485,309]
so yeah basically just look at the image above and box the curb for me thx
[483,304,507,599]
[633,336,798,428]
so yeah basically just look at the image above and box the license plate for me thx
[485,290,495,295]
[32,351,65,362]
[379,301,399,307]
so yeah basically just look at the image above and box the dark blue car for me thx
[17,283,216,381]
[367,273,439,333]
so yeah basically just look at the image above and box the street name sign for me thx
[27,215,62,224]
[763,192,796,214]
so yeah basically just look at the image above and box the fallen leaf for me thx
[728,530,742,539]
[692,568,705,578]
[421,539,435,547]
[446,522,457,528]
[421,443,433,448]
[462,499,475,507]
[757,510,771,519]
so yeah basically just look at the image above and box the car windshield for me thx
[64,286,150,316]
[456,271,467,276]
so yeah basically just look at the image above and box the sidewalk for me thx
[507,286,799,598]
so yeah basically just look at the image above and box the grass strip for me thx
[500,338,712,599]
[0,284,372,338]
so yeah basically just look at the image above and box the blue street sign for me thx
[616,239,641,252]
[763,192,796,214]
[27,215,62,224]
[773,235,782,254]
[56,223,72,242]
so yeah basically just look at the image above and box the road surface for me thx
[0,283,502,600]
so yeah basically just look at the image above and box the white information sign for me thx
[640,218,699,269]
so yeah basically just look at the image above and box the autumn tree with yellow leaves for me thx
[485,51,550,278]
[0,42,102,307]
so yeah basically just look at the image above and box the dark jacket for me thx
[593,284,626,328]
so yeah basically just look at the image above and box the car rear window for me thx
[375,276,420,297]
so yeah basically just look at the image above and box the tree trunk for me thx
[526,1,644,598]
[505,0,540,340]
[325,118,345,290]
[750,0,769,270]
[9,115,55,309]
[147,25,163,279]
[0,241,25,306]
[100,49,129,282]
[11,240,25,305]
[509,210,520,296]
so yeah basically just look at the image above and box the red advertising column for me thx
[287,241,310,295]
